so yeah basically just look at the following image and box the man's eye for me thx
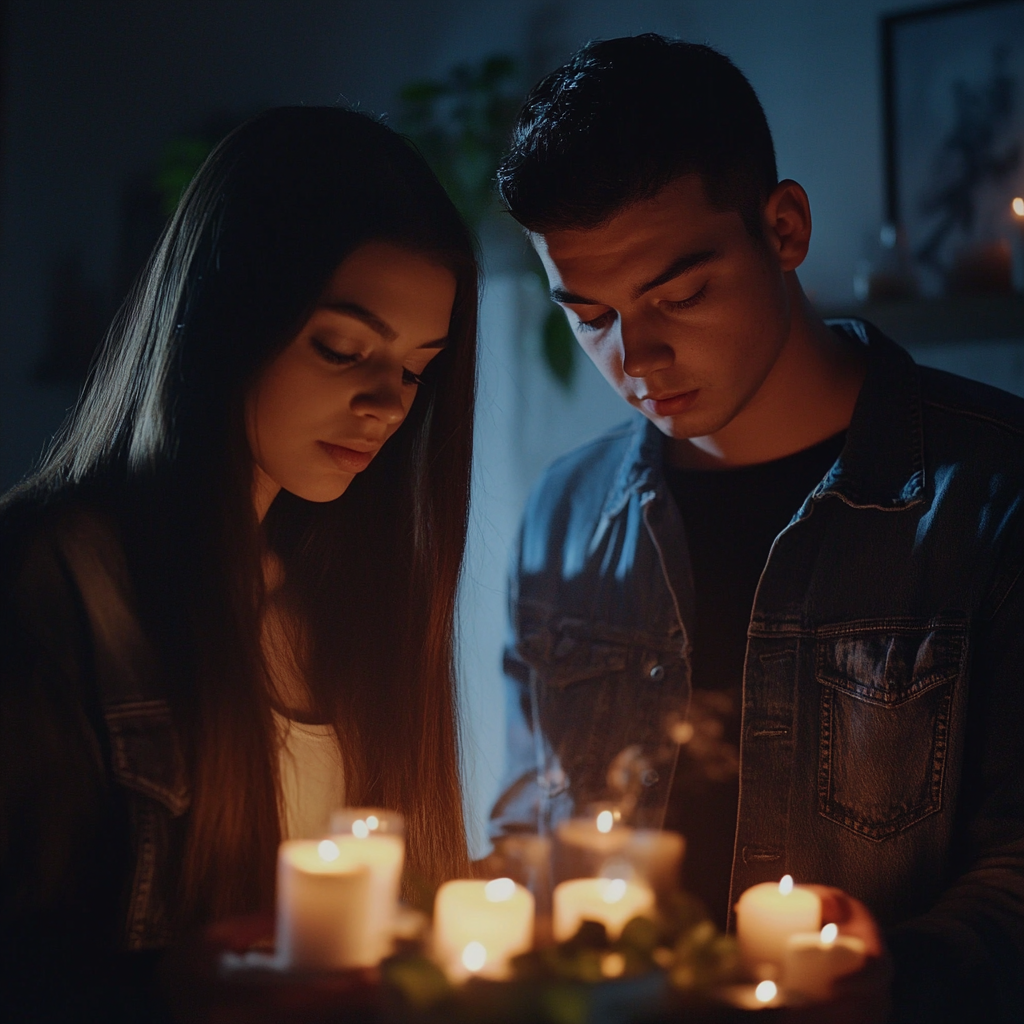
[665,284,707,311]
[312,338,359,365]
[575,309,616,333]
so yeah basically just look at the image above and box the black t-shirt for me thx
[663,431,846,929]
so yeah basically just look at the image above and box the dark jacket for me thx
[491,322,1024,1021]
[0,504,184,1021]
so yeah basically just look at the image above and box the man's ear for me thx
[762,179,812,272]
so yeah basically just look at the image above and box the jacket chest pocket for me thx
[815,618,966,841]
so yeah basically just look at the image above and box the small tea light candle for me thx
[552,876,656,942]
[329,808,405,965]
[783,923,867,1001]
[433,878,535,981]
[735,875,821,975]
[275,839,372,970]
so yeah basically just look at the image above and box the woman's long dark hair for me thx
[15,108,477,923]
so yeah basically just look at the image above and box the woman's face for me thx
[246,241,457,516]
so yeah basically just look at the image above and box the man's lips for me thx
[640,389,700,417]
[317,440,379,473]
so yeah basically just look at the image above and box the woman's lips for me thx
[642,389,700,417]
[318,441,378,473]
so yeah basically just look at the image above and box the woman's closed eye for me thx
[311,337,361,365]
[574,308,617,333]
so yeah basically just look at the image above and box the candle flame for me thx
[601,952,626,978]
[596,810,614,833]
[366,814,380,830]
[778,874,794,895]
[602,878,628,903]
[1013,197,1024,217]
[352,819,370,839]
[820,923,838,945]
[484,877,517,902]
[462,941,487,973]
[755,980,777,1003]
[317,839,340,862]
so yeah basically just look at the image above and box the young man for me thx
[489,34,1024,1022]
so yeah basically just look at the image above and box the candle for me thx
[433,878,535,980]
[734,875,821,976]
[275,839,372,969]
[783,923,867,1001]
[329,808,405,965]
[552,877,656,942]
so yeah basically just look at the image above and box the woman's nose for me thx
[350,375,406,425]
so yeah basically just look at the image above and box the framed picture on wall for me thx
[883,0,1024,296]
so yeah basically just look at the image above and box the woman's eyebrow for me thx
[319,300,397,341]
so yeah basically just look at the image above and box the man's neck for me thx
[666,275,866,471]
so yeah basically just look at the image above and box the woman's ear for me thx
[762,179,812,272]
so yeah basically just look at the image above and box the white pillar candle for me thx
[783,923,867,1001]
[329,809,405,965]
[433,878,535,981]
[275,839,372,970]
[734,876,821,976]
[552,877,656,942]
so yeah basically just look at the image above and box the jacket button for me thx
[641,769,660,787]
[649,664,665,682]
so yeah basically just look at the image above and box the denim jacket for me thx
[491,322,1024,1020]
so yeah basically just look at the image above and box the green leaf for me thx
[542,307,577,389]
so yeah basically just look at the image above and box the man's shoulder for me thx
[519,417,643,540]
[918,363,1024,440]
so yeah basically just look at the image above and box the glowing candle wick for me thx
[779,874,794,895]
[317,839,340,862]
[484,877,516,902]
[755,980,778,1003]
[352,819,370,839]
[1013,196,1024,218]
[596,810,614,833]
[462,941,487,973]
[820,922,839,945]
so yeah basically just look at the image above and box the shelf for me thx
[819,295,1024,347]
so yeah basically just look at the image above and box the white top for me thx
[273,709,346,840]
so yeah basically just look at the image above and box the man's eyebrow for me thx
[634,249,720,298]
[549,249,721,306]
[319,301,398,341]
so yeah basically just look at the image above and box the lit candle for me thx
[734,876,821,976]
[433,878,535,980]
[329,808,405,965]
[275,838,372,969]
[783,923,867,1002]
[552,877,656,942]
[1012,197,1024,294]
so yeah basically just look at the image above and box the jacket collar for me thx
[602,318,925,516]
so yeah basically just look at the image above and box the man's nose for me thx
[620,320,676,379]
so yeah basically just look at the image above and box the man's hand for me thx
[787,885,892,1024]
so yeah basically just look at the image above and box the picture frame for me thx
[882,0,1024,296]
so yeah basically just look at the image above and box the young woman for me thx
[0,107,477,1018]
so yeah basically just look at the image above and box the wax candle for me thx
[275,839,372,970]
[433,878,535,980]
[734,875,821,976]
[552,877,656,942]
[329,808,405,965]
[783,923,867,1001]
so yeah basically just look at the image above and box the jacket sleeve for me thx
[0,532,137,1019]
[887,568,1024,1023]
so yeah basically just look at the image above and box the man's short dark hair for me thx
[497,34,778,236]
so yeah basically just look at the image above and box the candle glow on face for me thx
[596,810,614,833]
[1013,196,1024,217]
[755,980,778,1003]
[820,923,838,945]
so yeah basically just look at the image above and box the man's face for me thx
[533,175,793,441]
